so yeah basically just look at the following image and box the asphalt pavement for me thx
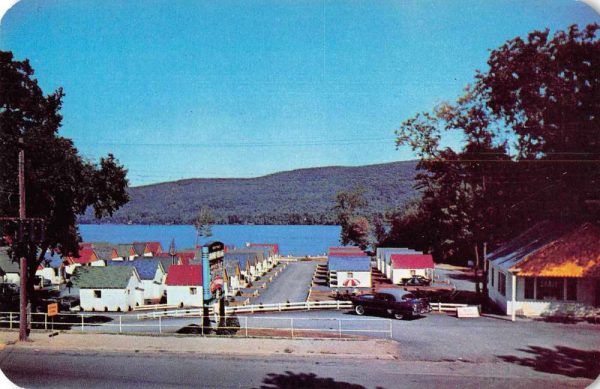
[253,261,316,304]
[434,267,476,292]
[0,348,593,389]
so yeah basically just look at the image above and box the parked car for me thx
[401,275,432,286]
[350,288,431,320]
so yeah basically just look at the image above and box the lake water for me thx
[79,224,342,256]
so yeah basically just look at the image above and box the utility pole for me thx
[18,137,28,342]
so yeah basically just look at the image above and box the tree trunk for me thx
[482,242,488,309]
[474,244,481,295]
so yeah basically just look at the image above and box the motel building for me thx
[487,222,600,318]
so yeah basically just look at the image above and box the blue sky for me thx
[1,0,598,186]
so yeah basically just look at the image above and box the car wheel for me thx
[393,312,404,320]
[355,305,365,316]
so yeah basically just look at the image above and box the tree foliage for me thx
[334,187,371,249]
[383,24,600,266]
[0,51,129,301]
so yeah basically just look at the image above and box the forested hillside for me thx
[80,161,418,225]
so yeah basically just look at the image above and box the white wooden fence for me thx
[135,301,472,320]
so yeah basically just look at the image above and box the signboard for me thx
[47,303,58,317]
[456,306,480,318]
[205,241,224,253]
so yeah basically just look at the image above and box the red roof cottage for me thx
[165,264,203,307]
[389,254,434,285]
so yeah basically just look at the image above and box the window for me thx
[566,278,577,301]
[190,287,197,295]
[347,272,354,278]
[524,277,535,299]
[93,290,102,298]
[410,270,416,276]
[498,272,506,296]
[490,268,494,287]
[537,277,563,300]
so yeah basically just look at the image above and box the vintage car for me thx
[350,288,431,320]
[401,275,432,286]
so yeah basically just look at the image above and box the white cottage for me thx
[383,249,419,280]
[328,255,372,288]
[109,259,166,305]
[166,264,203,308]
[72,266,144,312]
[389,254,435,285]
[487,222,600,318]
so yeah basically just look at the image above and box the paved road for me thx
[254,262,316,304]
[0,348,592,388]
[40,308,600,380]
[435,267,476,292]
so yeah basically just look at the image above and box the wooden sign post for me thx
[47,303,58,331]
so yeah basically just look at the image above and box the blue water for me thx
[79,224,341,256]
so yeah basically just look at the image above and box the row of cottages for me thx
[34,241,166,286]
[375,247,435,284]
[247,243,280,267]
[487,222,600,318]
[72,266,144,312]
[327,247,372,288]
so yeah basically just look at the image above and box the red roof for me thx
[390,254,434,269]
[80,243,94,249]
[145,242,163,254]
[165,264,203,286]
[68,249,99,265]
[328,251,367,256]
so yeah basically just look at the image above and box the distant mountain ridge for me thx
[80,161,419,225]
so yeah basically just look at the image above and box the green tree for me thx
[477,23,600,220]
[333,187,369,248]
[0,51,129,304]
[194,205,214,246]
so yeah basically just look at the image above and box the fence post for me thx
[119,315,122,333]
[45,313,48,331]
[437,302,441,312]
[278,303,281,312]
[9,312,13,329]
[245,316,248,337]
[159,316,162,334]
[389,319,393,338]
[81,314,84,332]
[337,300,340,310]
[291,318,294,338]
[338,320,342,338]
[307,302,310,311]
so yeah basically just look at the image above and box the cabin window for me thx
[566,279,577,301]
[490,267,494,287]
[347,272,354,278]
[498,272,506,296]
[524,277,535,299]
[537,277,563,300]
[93,290,102,298]
[410,270,416,276]
[190,287,197,295]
